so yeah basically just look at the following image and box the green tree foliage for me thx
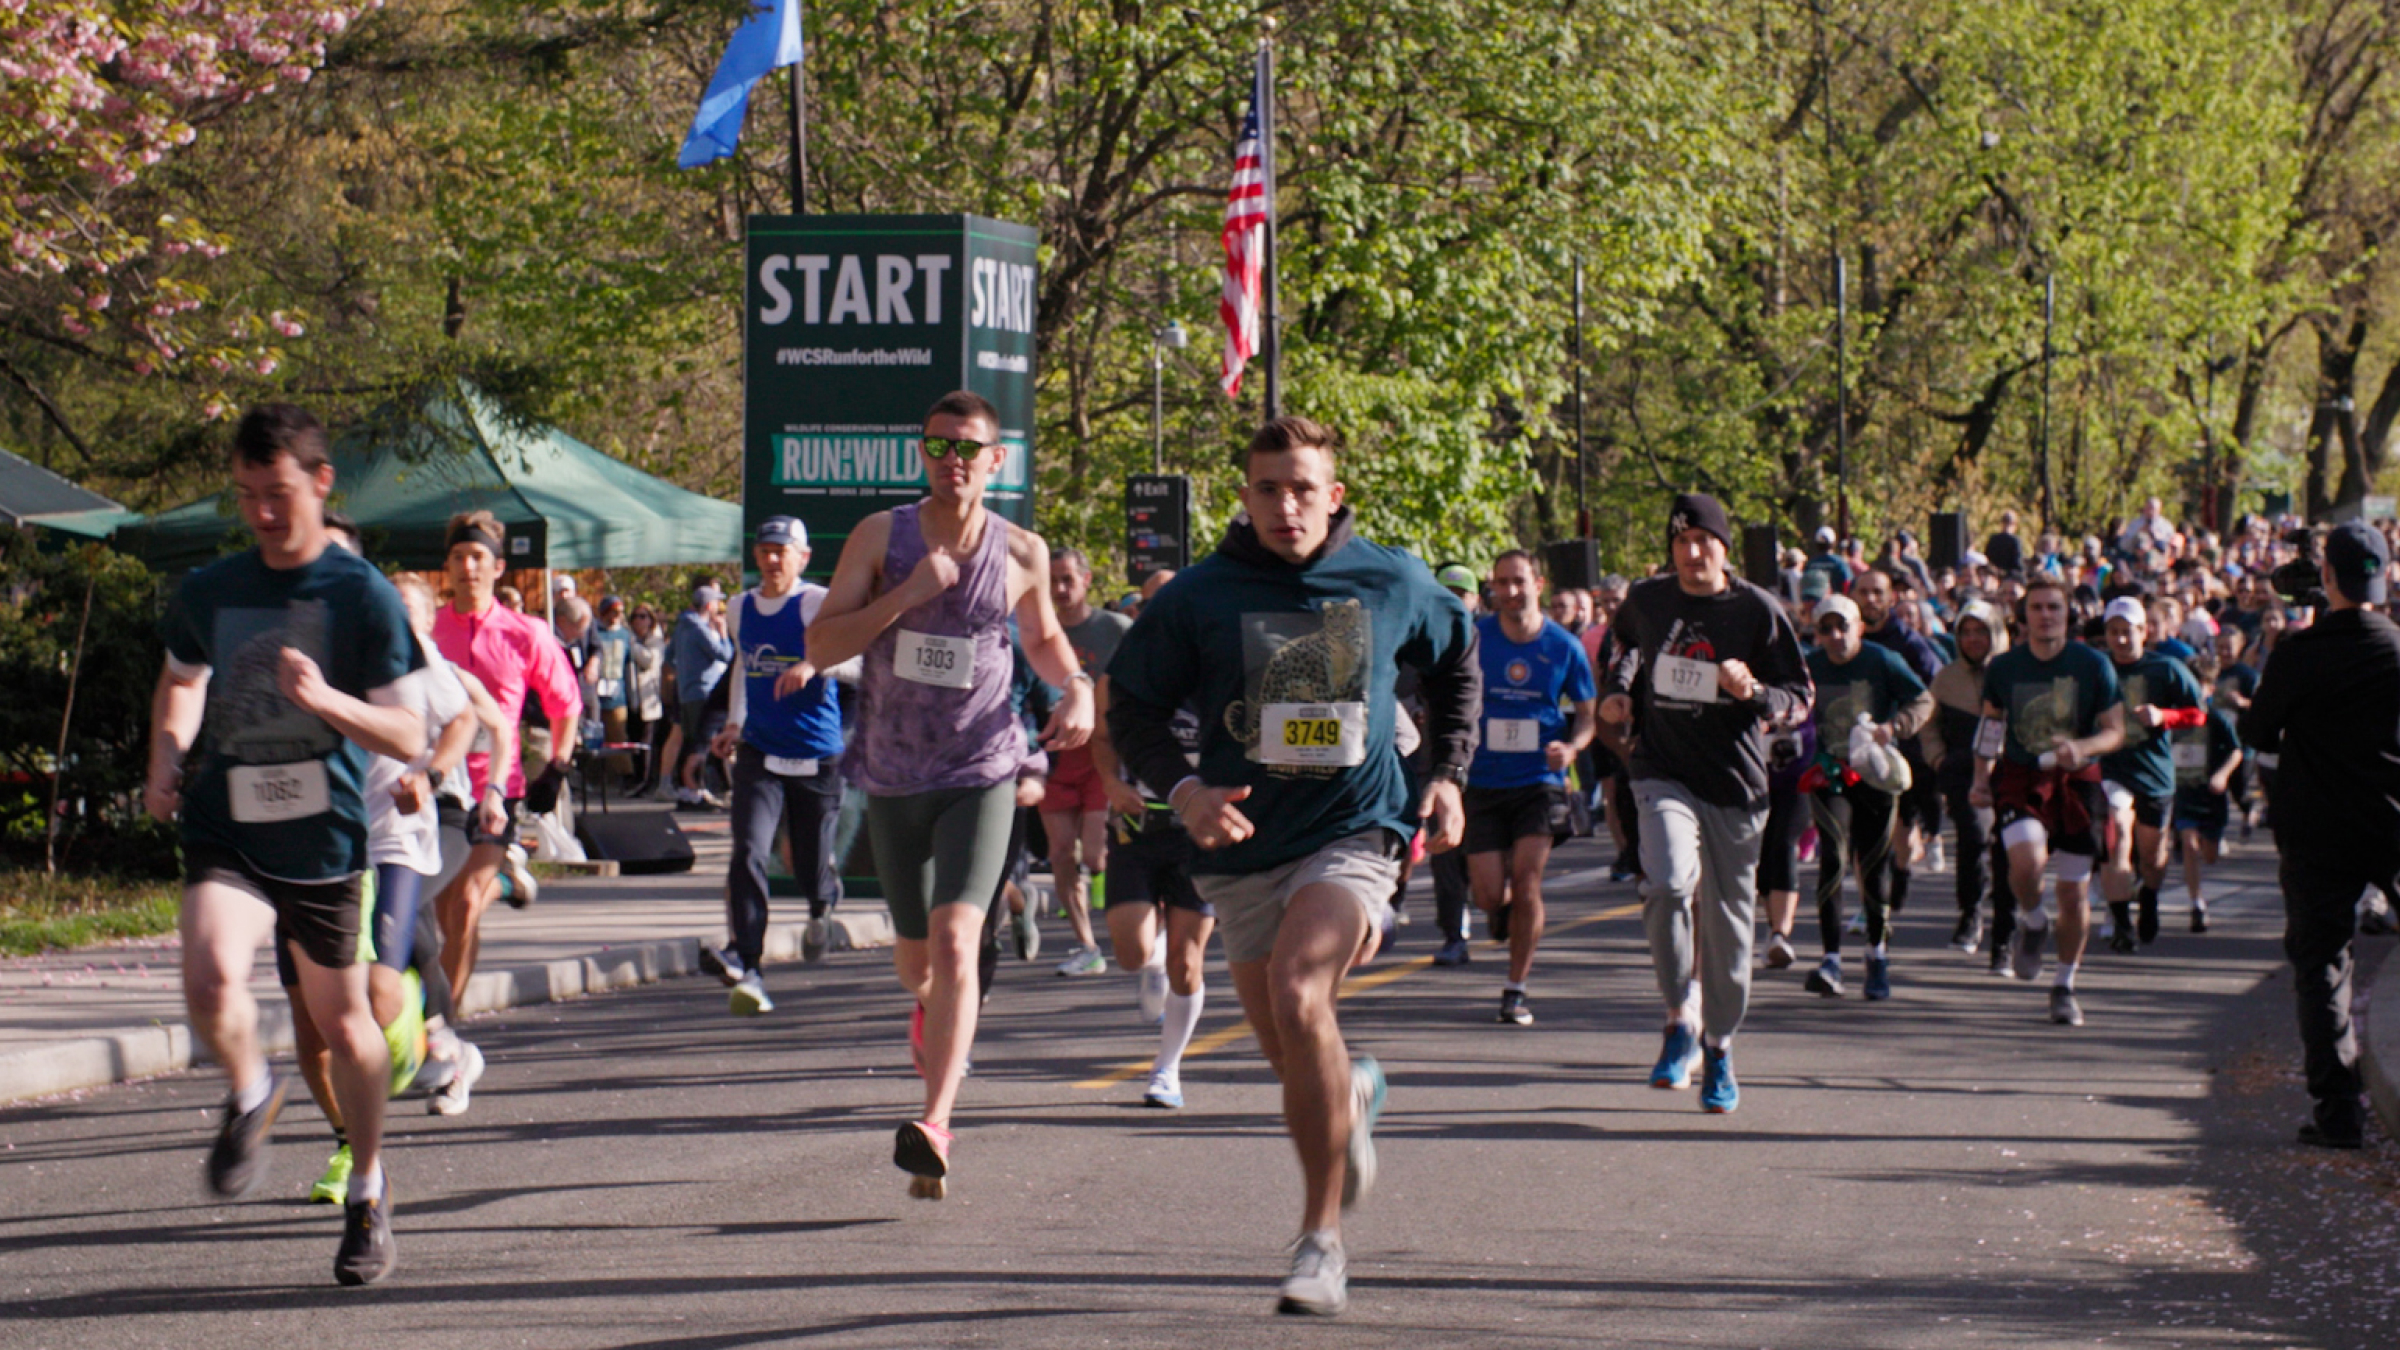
[6,0,2400,578]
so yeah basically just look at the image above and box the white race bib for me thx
[2171,741,2208,770]
[764,754,819,778]
[1260,702,1369,768]
[595,678,622,698]
[1652,653,1720,704]
[228,761,331,824]
[1484,717,1542,754]
[896,629,975,689]
[1973,717,2007,759]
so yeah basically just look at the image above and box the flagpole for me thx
[786,9,807,215]
[1258,24,1281,420]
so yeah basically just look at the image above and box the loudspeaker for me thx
[1543,538,1599,591]
[575,810,696,875]
[1929,512,1968,570]
[1741,525,1780,588]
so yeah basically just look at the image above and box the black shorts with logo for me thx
[1105,814,1213,916]
[184,842,366,971]
[1463,783,1569,855]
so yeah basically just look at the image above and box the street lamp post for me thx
[1152,320,1187,474]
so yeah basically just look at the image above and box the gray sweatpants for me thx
[1633,778,1765,1043]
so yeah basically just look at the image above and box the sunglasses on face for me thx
[922,437,999,460]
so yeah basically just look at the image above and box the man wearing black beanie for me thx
[1598,493,1813,1113]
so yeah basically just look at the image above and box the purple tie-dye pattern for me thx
[843,501,1024,795]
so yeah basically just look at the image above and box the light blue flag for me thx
[677,0,805,169]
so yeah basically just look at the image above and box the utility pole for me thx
[1574,258,1588,536]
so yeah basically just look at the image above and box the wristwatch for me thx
[1428,764,1466,787]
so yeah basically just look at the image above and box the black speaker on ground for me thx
[1544,538,1599,592]
[1741,525,1780,589]
[1929,512,1968,570]
[575,810,696,875]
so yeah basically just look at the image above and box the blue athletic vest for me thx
[739,588,843,760]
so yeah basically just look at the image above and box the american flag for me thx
[1219,63,1268,397]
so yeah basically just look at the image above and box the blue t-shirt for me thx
[1980,641,2121,769]
[1805,642,1928,764]
[2103,650,2205,800]
[160,546,423,881]
[2172,707,2242,811]
[1467,613,1595,790]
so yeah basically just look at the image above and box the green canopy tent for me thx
[114,386,741,573]
[0,444,137,539]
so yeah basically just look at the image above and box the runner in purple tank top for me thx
[809,390,1094,1200]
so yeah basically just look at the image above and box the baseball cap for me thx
[2102,596,2147,628]
[599,594,624,614]
[554,575,577,595]
[1435,563,1478,592]
[693,582,725,606]
[2325,519,2391,604]
[1814,526,1837,546]
[1799,569,1831,602]
[756,515,807,549]
[1815,593,1862,628]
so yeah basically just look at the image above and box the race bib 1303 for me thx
[895,629,975,690]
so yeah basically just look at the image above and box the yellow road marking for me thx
[1073,899,1643,1090]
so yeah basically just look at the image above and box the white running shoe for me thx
[1138,964,1169,1023]
[501,844,538,909]
[1143,1069,1184,1109]
[1054,946,1106,977]
[731,971,773,1016]
[1278,1229,1349,1316]
[429,1040,484,1117]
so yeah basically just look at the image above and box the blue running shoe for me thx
[1863,955,1892,1001]
[1650,1022,1700,1089]
[1432,937,1471,967]
[1342,1056,1386,1209]
[1700,1046,1739,1114]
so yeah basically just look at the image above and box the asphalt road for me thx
[4,840,2396,1349]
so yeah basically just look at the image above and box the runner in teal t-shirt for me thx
[2094,598,2206,950]
[1462,550,1597,1028]
[143,406,423,1287]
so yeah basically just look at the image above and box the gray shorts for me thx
[1191,830,1402,965]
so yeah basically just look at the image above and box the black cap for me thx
[1667,493,1732,551]
[2325,520,2390,604]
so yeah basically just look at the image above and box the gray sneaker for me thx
[1054,946,1106,977]
[802,917,830,963]
[2011,922,2047,982]
[2048,985,2084,1027]
[1277,1229,1349,1316]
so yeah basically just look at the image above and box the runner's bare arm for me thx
[144,659,208,820]
[806,512,937,669]
[1010,529,1095,749]
[1085,678,1150,817]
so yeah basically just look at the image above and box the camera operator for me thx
[2238,520,2400,1151]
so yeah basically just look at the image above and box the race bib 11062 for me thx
[1652,653,1720,704]
[895,629,975,690]
[1261,702,1369,768]
[1484,717,1542,754]
[228,761,331,824]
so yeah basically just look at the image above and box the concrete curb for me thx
[2363,940,2400,1140]
[0,910,896,1107]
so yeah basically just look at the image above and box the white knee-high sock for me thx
[1157,987,1204,1077]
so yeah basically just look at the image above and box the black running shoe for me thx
[1496,990,1533,1026]
[2297,1120,2364,1151]
[697,944,745,988]
[207,1073,287,1199]
[334,1182,397,1286]
[2190,902,2209,934]
[2108,929,2137,955]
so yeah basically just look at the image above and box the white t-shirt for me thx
[366,644,473,874]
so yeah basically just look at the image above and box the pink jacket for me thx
[433,601,583,798]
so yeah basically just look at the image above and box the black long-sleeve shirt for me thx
[1600,574,1813,809]
[2239,606,2400,873]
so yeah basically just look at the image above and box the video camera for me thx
[2270,527,2328,608]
